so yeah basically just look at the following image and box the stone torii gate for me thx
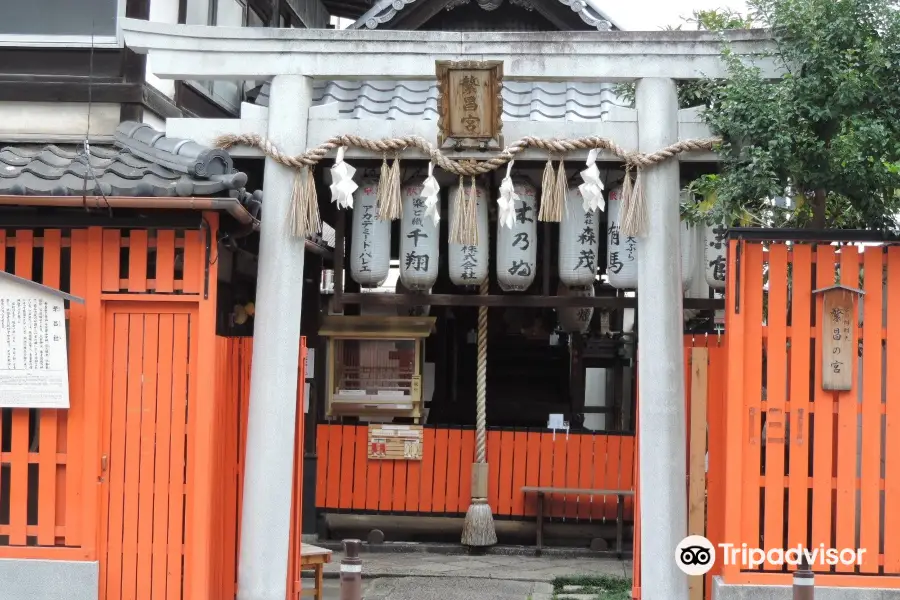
[122,18,776,600]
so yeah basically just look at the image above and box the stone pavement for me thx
[304,550,632,599]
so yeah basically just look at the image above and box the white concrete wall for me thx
[146,0,180,99]
[0,559,98,600]
[0,102,119,142]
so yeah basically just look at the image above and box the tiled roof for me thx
[254,80,623,122]
[350,0,617,31]
[0,121,248,197]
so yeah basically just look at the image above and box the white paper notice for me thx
[0,278,70,409]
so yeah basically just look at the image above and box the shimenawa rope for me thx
[216,133,720,242]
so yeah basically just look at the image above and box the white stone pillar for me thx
[238,74,314,600]
[635,78,688,600]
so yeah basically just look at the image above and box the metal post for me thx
[340,539,363,600]
[793,557,814,600]
[237,73,314,600]
[635,77,688,600]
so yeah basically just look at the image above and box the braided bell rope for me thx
[215,133,721,176]
[475,277,489,464]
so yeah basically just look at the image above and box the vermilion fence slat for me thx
[523,433,541,517]
[884,247,900,573]
[811,246,836,552]
[859,247,883,574]
[444,429,462,514]
[741,242,764,555]
[152,316,175,600]
[497,430,514,516]
[338,425,355,510]
[835,247,860,573]
[787,244,812,560]
[459,430,475,513]
[315,426,329,508]
[37,231,62,546]
[419,428,435,513]
[564,435,581,519]
[486,430,501,513]
[763,244,788,568]
[510,431,528,517]
[325,427,342,509]
[352,427,368,511]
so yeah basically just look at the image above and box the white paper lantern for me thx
[557,283,594,334]
[350,179,391,287]
[399,181,440,291]
[606,187,638,289]
[496,179,538,292]
[605,187,696,290]
[395,279,431,317]
[704,224,727,289]
[558,187,601,288]
[448,183,489,286]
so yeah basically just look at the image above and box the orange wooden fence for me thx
[212,336,308,600]
[631,336,728,600]
[0,222,219,600]
[315,424,636,522]
[723,239,900,587]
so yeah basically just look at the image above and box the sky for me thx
[595,0,749,30]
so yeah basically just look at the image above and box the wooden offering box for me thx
[321,315,435,421]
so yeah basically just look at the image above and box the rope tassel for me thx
[385,157,403,220]
[376,157,390,219]
[554,160,568,220]
[538,158,560,222]
[620,165,648,237]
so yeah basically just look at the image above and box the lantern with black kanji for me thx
[448,182,489,286]
[558,186,600,288]
[704,224,727,289]
[399,181,439,291]
[557,282,594,334]
[496,178,537,291]
[605,187,696,290]
[350,178,391,287]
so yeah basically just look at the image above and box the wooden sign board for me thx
[436,60,503,151]
[820,287,857,391]
[368,424,423,460]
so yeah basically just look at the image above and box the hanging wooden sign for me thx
[436,60,504,151]
[368,424,424,460]
[815,284,864,391]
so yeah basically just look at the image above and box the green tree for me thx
[684,0,900,229]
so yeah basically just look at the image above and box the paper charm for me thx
[329,146,358,209]
[578,148,605,213]
[497,160,520,229]
[421,161,441,226]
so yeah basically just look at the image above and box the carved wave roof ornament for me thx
[0,121,248,197]
[350,0,617,30]
[252,79,624,122]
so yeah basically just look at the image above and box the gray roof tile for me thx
[0,121,248,197]
[255,79,623,122]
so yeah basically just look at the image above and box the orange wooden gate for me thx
[0,221,219,600]
[99,304,198,600]
[212,337,308,600]
[631,335,728,600]
[722,239,900,588]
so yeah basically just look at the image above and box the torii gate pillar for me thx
[238,74,314,600]
[635,77,689,600]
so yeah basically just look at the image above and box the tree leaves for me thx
[691,0,900,229]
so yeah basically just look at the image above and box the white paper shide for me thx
[0,277,70,409]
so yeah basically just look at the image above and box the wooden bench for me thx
[300,543,333,599]
[521,487,634,556]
